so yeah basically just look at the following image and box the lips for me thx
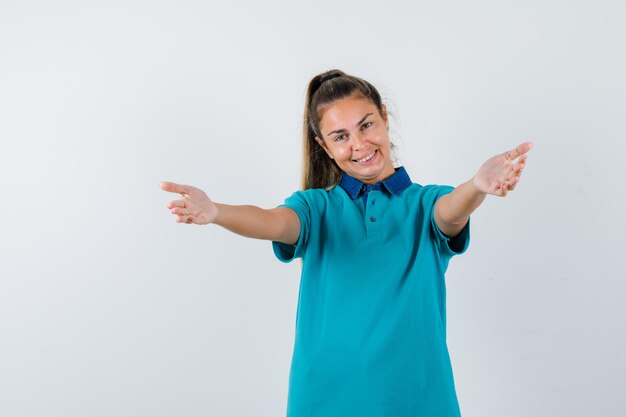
[354,150,377,164]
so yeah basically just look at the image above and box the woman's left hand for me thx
[472,141,534,197]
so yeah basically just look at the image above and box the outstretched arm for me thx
[159,182,300,244]
[434,141,534,237]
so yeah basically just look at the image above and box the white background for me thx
[1,1,625,416]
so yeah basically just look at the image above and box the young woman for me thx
[160,69,533,416]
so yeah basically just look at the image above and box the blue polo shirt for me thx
[273,167,470,417]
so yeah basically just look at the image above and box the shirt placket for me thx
[364,187,382,240]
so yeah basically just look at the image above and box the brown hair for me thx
[301,69,390,190]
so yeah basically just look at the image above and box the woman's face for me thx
[315,95,395,185]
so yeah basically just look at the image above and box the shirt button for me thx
[370,217,376,222]
[371,200,375,205]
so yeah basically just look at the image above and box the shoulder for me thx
[397,182,452,196]
[279,186,341,213]
[397,183,456,207]
[284,186,334,203]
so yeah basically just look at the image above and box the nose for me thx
[351,131,366,151]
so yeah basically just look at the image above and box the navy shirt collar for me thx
[338,166,412,199]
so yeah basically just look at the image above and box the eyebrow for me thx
[326,113,374,137]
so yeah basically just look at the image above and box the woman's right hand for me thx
[160,182,218,225]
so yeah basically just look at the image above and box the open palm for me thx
[160,182,218,224]
[472,142,533,197]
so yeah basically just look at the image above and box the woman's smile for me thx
[354,149,377,164]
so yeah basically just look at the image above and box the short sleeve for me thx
[272,191,311,263]
[429,185,471,257]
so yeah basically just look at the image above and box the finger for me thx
[509,172,522,190]
[511,162,525,176]
[170,207,189,215]
[167,199,187,210]
[492,182,506,196]
[498,180,515,196]
[160,181,192,195]
[505,176,521,191]
[503,141,534,161]
[176,215,193,224]
[507,177,520,191]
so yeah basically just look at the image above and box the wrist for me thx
[213,203,224,225]
[468,176,487,197]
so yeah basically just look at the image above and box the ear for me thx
[381,104,389,130]
[315,136,334,159]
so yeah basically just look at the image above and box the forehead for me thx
[319,96,378,130]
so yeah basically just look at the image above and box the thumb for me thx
[160,181,192,195]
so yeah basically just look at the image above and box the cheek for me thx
[374,132,391,148]
[330,143,352,159]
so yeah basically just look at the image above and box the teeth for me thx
[356,151,376,163]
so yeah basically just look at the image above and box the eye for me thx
[334,134,347,142]
[362,122,373,129]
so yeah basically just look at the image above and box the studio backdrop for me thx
[1,1,624,416]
